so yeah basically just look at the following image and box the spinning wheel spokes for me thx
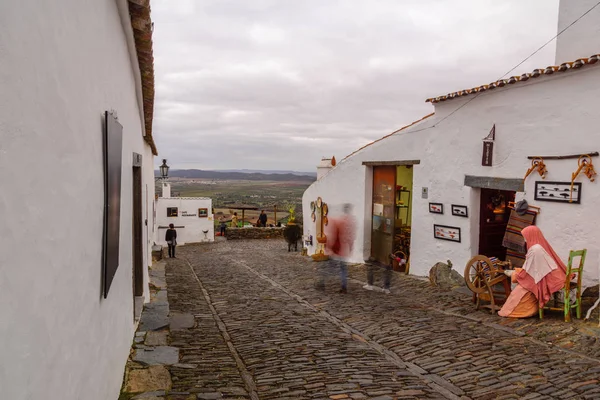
[464,255,496,294]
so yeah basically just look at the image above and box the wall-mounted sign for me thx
[482,124,495,167]
[421,187,428,199]
[182,211,197,217]
[198,208,208,218]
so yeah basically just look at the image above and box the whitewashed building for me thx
[303,0,600,289]
[156,182,215,245]
[0,1,157,399]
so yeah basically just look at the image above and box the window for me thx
[198,208,208,218]
[167,207,178,217]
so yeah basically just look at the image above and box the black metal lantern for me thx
[159,159,169,179]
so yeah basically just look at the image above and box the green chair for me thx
[539,249,587,322]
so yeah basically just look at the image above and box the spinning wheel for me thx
[464,255,512,314]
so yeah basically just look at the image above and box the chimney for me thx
[162,182,171,198]
[317,156,336,180]
[555,0,600,64]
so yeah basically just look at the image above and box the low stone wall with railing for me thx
[226,227,286,240]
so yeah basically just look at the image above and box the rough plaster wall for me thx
[303,66,600,288]
[555,0,600,64]
[156,198,215,245]
[0,0,152,399]
[143,144,156,302]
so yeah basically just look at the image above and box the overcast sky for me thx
[151,0,559,172]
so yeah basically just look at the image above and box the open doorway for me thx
[478,188,515,260]
[370,165,413,271]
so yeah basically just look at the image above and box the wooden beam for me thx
[527,152,598,160]
[362,160,421,166]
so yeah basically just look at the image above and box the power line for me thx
[400,0,600,136]
[499,0,600,79]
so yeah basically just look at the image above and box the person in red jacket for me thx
[318,203,356,293]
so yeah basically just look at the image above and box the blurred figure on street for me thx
[318,203,356,293]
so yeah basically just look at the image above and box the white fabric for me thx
[522,244,558,283]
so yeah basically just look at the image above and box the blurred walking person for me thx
[319,203,356,293]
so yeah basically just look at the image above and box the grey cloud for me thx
[151,0,559,171]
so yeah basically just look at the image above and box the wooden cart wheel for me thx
[464,255,495,294]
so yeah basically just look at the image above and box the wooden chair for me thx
[539,249,587,322]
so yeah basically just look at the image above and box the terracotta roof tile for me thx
[128,0,157,155]
[426,54,600,104]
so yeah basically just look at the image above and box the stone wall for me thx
[226,227,287,240]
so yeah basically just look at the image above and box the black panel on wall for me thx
[103,111,123,298]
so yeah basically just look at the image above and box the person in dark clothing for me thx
[219,220,227,236]
[259,210,268,227]
[165,223,177,258]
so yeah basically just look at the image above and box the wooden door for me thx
[371,166,396,265]
[132,166,144,297]
[478,189,515,260]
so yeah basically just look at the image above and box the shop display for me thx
[523,157,547,182]
[570,155,596,202]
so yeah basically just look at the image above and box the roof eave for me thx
[425,54,600,104]
[128,0,158,155]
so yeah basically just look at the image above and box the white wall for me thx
[303,65,600,289]
[555,0,600,63]
[0,0,153,399]
[156,198,215,245]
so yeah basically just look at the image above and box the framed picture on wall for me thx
[434,224,461,243]
[429,203,443,214]
[534,181,581,204]
[198,208,208,218]
[451,205,468,217]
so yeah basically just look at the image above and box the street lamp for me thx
[159,159,169,179]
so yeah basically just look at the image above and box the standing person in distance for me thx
[231,212,239,228]
[259,210,268,227]
[219,218,227,237]
[165,223,177,258]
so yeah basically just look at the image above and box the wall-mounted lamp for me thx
[159,159,170,179]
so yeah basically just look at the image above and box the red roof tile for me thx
[426,54,600,104]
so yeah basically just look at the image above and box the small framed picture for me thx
[534,181,581,204]
[434,224,461,243]
[451,205,468,217]
[198,208,208,218]
[429,203,443,214]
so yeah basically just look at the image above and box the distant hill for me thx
[215,169,316,177]
[156,169,316,182]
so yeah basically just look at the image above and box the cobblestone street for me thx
[123,239,600,400]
